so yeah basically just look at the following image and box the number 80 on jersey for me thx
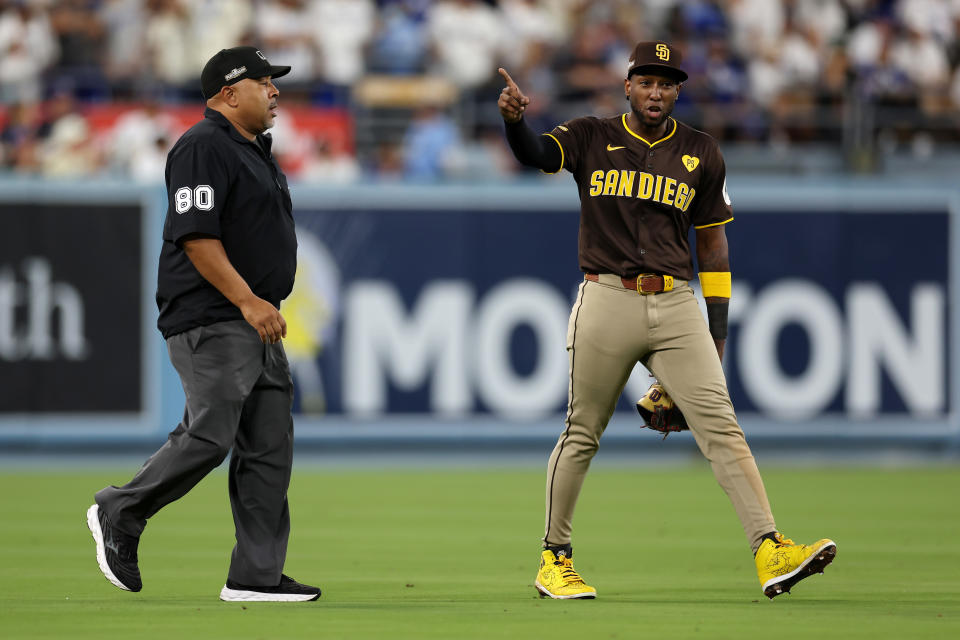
[175,185,215,214]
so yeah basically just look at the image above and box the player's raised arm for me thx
[497,68,562,172]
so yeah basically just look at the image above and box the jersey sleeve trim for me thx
[541,133,564,174]
[693,216,734,230]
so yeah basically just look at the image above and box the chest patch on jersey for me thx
[682,155,700,172]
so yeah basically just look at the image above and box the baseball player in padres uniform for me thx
[498,42,836,600]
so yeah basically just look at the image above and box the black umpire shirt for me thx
[156,107,297,338]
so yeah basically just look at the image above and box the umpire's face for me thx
[227,75,280,137]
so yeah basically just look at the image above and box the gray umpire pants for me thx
[96,319,295,586]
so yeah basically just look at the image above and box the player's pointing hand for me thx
[498,67,530,124]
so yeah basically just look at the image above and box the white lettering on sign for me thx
[738,280,845,419]
[339,278,947,419]
[734,280,945,419]
[845,283,944,416]
[343,279,568,417]
[0,257,89,361]
[344,281,472,416]
[472,279,568,418]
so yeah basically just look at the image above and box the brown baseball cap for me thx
[201,46,291,99]
[626,41,688,82]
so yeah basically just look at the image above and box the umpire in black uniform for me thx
[86,47,320,602]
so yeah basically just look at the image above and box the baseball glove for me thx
[635,383,688,439]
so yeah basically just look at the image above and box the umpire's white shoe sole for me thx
[86,504,133,592]
[219,586,320,602]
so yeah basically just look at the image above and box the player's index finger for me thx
[498,67,518,89]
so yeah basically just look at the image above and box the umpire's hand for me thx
[240,297,287,344]
[498,68,530,123]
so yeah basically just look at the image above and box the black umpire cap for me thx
[200,46,292,99]
[626,41,688,83]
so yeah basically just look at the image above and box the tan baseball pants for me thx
[544,274,776,553]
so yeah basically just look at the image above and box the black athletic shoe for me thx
[219,574,322,602]
[86,504,142,592]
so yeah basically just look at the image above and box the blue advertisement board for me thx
[286,204,949,423]
[0,180,952,444]
[724,210,948,418]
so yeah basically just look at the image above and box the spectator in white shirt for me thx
[426,0,504,89]
[256,0,316,86]
[0,1,59,104]
[308,0,375,86]
[187,0,254,73]
[143,0,193,88]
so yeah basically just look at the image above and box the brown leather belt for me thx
[584,272,675,295]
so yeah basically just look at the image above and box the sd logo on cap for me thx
[626,41,688,82]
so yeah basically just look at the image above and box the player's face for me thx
[232,76,280,135]
[625,74,679,129]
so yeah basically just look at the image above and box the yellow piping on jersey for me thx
[693,216,734,229]
[621,114,677,148]
[542,133,564,174]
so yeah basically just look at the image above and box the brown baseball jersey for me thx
[544,114,732,281]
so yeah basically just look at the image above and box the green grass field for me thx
[1,464,958,639]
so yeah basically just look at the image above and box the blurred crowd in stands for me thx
[1,0,959,181]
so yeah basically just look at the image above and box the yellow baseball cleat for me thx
[534,549,597,599]
[756,532,837,599]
